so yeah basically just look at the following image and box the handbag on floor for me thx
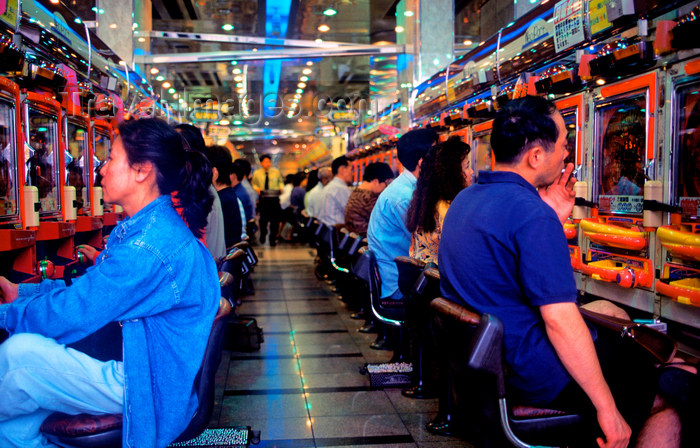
[224,316,264,352]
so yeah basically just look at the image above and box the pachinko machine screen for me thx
[93,130,110,185]
[0,98,18,221]
[26,108,60,215]
[65,122,89,213]
[561,109,577,167]
[597,95,647,215]
[472,132,492,177]
[675,83,700,221]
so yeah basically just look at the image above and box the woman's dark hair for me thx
[205,145,233,185]
[117,118,213,239]
[405,136,472,234]
[491,95,559,164]
[306,169,319,191]
[292,171,307,187]
[174,123,206,154]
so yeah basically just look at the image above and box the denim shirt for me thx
[367,170,416,298]
[0,195,220,448]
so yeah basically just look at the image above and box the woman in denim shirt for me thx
[0,119,220,448]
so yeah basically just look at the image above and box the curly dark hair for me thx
[405,136,472,234]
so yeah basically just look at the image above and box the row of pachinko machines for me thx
[347,1,700,349]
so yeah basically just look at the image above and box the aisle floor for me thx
[209,244,475,448]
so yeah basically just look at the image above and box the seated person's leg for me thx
[545,332,661,446]
[0,333,124,448]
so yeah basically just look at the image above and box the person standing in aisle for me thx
[251,154,283,246]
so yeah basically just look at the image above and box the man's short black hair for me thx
[232,158,251,181]
[205,145,232,185]
[363,162,394,183]
[331,155,350,175]
[259,154,272,163]
[397,128,438,171]
[491,96,560,165]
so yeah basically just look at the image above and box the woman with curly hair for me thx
[405,136,473,263]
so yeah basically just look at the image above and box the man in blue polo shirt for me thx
[368,128,437,300]
[439,96,679,447]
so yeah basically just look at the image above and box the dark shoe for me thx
[370,337,392,351]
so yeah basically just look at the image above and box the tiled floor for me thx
[209,244,475,448]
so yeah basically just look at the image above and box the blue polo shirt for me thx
[367,169,416,299]
[439,170,579,405]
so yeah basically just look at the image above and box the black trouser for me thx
[258,196,281,244]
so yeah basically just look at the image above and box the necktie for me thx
[264,172,269,190]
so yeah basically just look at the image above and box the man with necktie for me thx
[251,154,284,246]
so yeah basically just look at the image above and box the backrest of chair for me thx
[466,313,506,398]
[366,249,382,303]
[395,256,426,300]
[172,299,231,443]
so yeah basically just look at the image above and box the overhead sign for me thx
[553,0,585,53]
[190,109,221,123]
[329,110,356,122]
[0,0,19,31]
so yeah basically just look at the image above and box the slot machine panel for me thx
[471,120,494,180]
[656,70,700,308]
[0,77,39,283]
[64,118,90,215]
[579,75,657,292]
[0,94,19,223]
[25,105,62,219]
[556,96,585,270]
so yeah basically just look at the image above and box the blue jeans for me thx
[0,333,124,448]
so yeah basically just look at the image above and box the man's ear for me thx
[526,145,545,170]
[133,161,154,183]
[212,167,219,183]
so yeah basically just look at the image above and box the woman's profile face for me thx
[100,137,136,207]
[462,154,474,187]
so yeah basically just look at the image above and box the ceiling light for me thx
[237,88,245,94]
[264,121,269,126]
[231,61,238,65]
[302,68,312,75]
[463,39,473,46]
[162,81,171,88]
[234,75,243,82]
[222,24,234,31]
[318,24,330,32]
[232,68,242,74]
[296,89,303,94]
[109,23,118,29]
[294,93,301,98]
[50,0,59,3]
[596,79,606,85]
[299,76,309,82]
[138,37,146,42]
[298,118,303,122]
[168,88,175,94]
[298,82,306,88]
[236,82,243,88]
[150,67,159,75]
[252,48,258,52]
[219,119,230,125]
[156,75,165,81]
[306,61,313,66]
[404,10,414,16]
[173,93,179,98]
[314,38,323,43]
[395,25,405,33]
[323,7,337,16]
